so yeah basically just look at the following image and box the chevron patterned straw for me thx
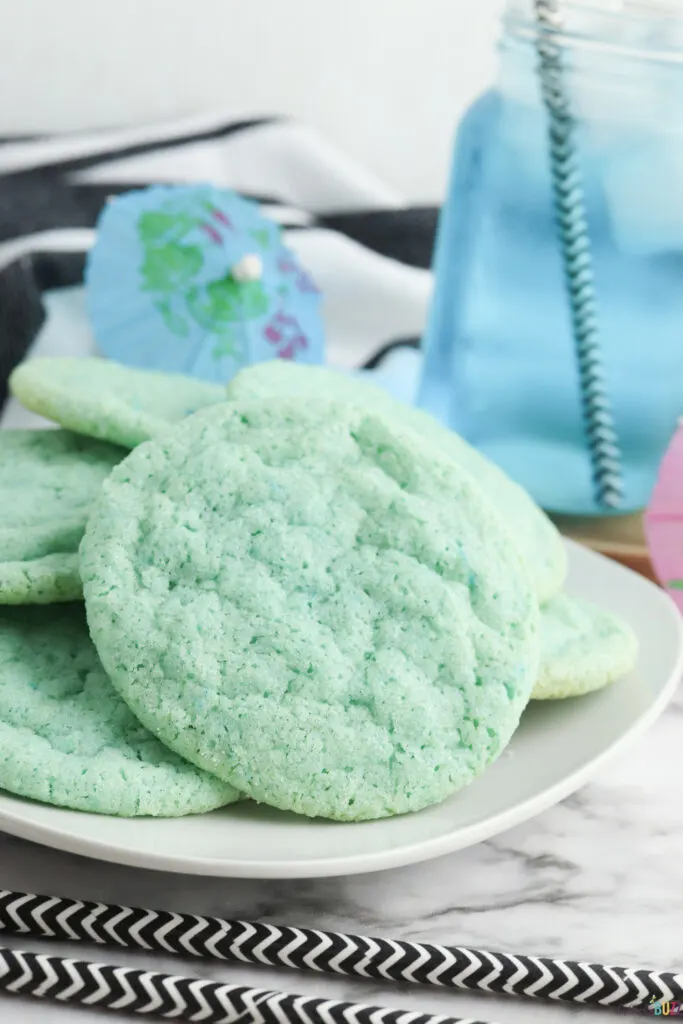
[0,946,491,1024]
[0,890,680,1012]
[534,0,624,509]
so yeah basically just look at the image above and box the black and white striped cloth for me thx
[0,111,434,419]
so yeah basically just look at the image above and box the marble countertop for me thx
[2,684,681,1024]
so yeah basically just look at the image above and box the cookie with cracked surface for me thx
[0,429,123,604]
[9,357,225,449]
[533,593,638,700]
[0,553,82,605]
[81,398,539,821]
[227,361,567,602]
[0,604,239,816]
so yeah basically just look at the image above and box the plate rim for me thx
[0,539,681,878]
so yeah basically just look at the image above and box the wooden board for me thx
[550,512,657,583]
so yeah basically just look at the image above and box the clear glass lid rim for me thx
[508,0,683,18]
[504,0,683,63]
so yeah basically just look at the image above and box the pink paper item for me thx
[644,421,683,614]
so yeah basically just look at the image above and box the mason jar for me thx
[419,0,683,515]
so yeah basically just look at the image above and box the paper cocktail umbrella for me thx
[85,185,325,382]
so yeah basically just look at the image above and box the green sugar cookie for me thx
[533,593,638,700]
[0,553,82,605]
[81,398,539,821]
[9,357,225,449]
[227,362,566,602]
[0,430,123,603]
[0,604,240,816]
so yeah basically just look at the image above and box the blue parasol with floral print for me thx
[84,184,325,381]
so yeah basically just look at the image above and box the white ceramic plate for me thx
[0,539,680,878]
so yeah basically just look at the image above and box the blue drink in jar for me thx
[420,0,683,514]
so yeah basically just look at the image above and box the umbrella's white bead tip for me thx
[231,254,263,283]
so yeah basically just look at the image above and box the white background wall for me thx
[0,0,503,201]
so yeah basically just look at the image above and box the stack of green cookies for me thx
[0,357,638,822]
